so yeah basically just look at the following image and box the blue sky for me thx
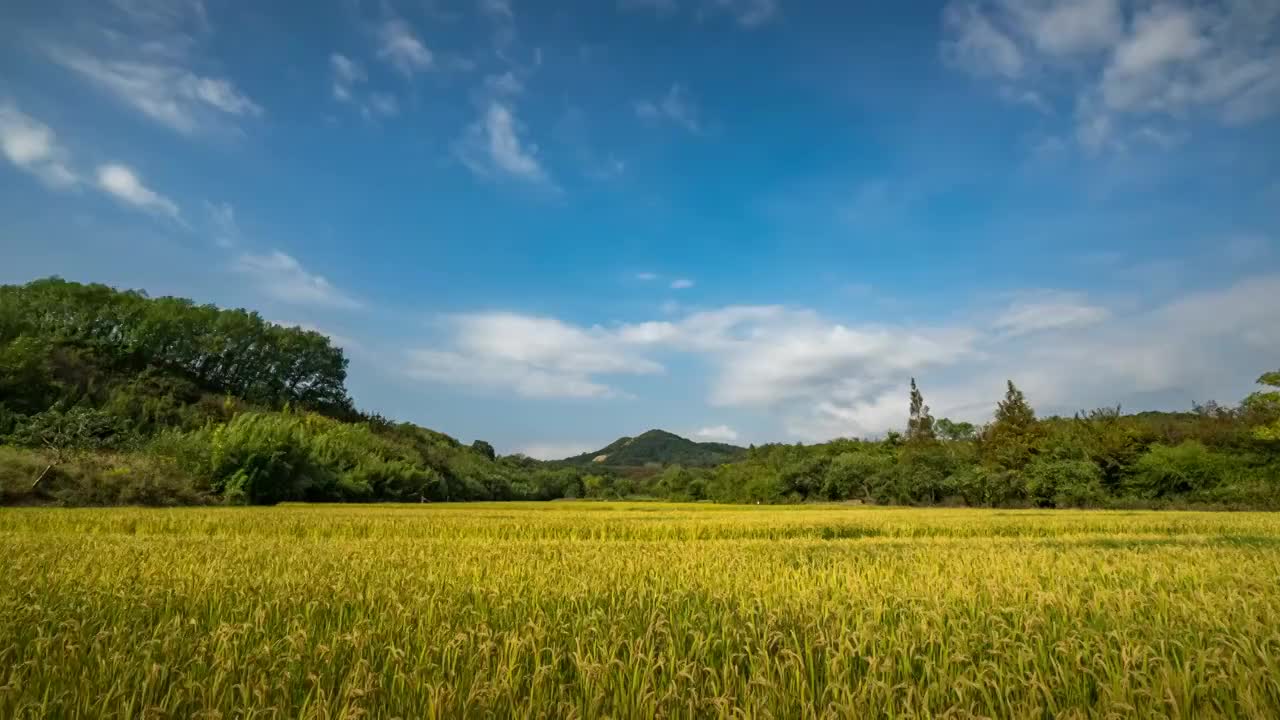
[2,0,1278,457]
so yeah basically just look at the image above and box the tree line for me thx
[585,376,1280,508]
[1,277,1277,507]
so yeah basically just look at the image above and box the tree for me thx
[471,439,496,461]
[936,418,976,441]
[981,380,1041,471]
[1243,370,1280,422]
[906,378,936,443]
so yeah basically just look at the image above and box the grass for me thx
[1,503,1279,718]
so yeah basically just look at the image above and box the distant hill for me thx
[560,429,747,468]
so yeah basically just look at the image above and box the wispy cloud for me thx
[457,101,553,187]
[96,163,180,218]
[670,278,695,289]
[329,53,399,118]
[941,0,1280,151]
[204,200,238,247]
[234,251,362,309]
[635,84,701,132]
[992,291,1111,337]
[636,272,659,281]
[480,0,515,22]
[47,46,261,136]
[330,53,366,102]
[0,104,78,188]
[378,18,433,76]
[941,3,1024,79]
[693,424,739,442]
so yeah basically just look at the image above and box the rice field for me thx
[1,503,1279,719]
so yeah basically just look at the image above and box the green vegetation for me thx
[1,277,1278,508]
[560,428,746,468]
[0,278,590,505]
[2,503,1279,717]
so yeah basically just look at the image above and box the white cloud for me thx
[693,424,739,442]
[234,251,362,309]
[378,19,433,76]
[367,93,399,117]
[636,272,660,281]
[941,3,1024,79]
[48,46,261,135]
[696,312,980,409]
[1010,0,1123,56]
[406,312,662,399]
[942,0,1280,149]
[404,274,1280,441]
[330,54,399,118]
[0,104,78,188]
[992,291,1111,336]
[458,101,553,186]
[635,84,701,132]
[110,0,208,32]
[670,278,695,289]
[783,274,1280,440]
[205,199,238,247]
[485,71,524,96]
[456,313,662,375]
[330,53,366,102]
[480,0,515,21]
[96,163,179,218]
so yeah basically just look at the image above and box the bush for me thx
[0,446,51,503]
[1025,458,1105,508]
[10,406,133,450]
[823,452,893,501]
[1126,442,1227,498]
[0,446,208,506]
[947,466,1025,507]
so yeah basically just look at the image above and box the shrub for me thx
[1025,458,1105,508]
[1126,441,1228,498]
[0,445,208,506]
[10,406,133,450]
[823,452,893,501]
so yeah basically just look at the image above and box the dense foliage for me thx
[630,377,1280,508]
[1,278,1277,507]
[3,504,1279,717]
[0,278,589,505]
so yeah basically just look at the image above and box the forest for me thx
[1,277,1278,508]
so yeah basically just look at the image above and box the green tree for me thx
[471,440,496,461]
[936,417,976,441]
[906,378,936,443]
[982,380,1041,472]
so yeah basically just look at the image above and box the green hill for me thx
[561,429,747,468]
[0,277,590,505]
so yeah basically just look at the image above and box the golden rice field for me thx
[2,503,1279,719]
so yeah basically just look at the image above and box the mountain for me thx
[560,430,747,468]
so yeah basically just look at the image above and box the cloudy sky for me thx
[2,0,1278,457]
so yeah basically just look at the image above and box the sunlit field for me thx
[2,503,1279,718]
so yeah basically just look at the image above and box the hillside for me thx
[0,278,592,505]
[561,429,747,468]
